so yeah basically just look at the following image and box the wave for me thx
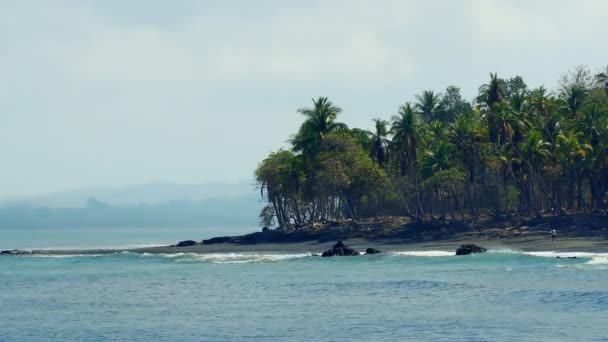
[13,249,608,268]
[524,251,608,259]
[392,251,454,257]
[585,256,608,265]
[153,252,314,264]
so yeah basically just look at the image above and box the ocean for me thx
[1,229,608,341]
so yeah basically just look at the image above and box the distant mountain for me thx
[1,181,257,208]
[0,194,263,229]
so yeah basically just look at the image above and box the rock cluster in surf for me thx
[321,241,360,257]
[455,244,487,255]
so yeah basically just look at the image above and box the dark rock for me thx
[321,241,360,257]
[202,236,233,244]
[262,226,270,232]
[455,244,487,256]
[365,247,383,254]
[175,240,197,247]
[1,249,31,255]
[556,256,577,259]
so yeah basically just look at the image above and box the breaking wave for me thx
[392,251,454,257]
[158,252,313,264]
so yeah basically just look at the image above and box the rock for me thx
[262,226,270,232]
[175,240,197,247]
[202,236,233,244]
[556,256,577,259]
[1,249,31,255]
[455,244,487,256]
[365,247,383,254]
[321,241,360,257]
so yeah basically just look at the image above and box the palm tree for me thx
[415,90,442,123]
[519,130,552,214]
[477,73,505,145]
[420,141,455,178]
[291,97,347,157]
[450,114,484,218]
[556,131,593,210]
[560,84,588,117]
[390,103,425,218]
[390,103,420,176]
[367,118,390,168]
[596,66,608,95]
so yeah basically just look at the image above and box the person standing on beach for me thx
[551,229,556,242]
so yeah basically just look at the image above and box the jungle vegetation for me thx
[255,65,608,229]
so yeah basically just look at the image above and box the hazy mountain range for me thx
[0,181,262,229]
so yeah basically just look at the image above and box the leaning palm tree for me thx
[291,97,347,157]
[414,90,442,123]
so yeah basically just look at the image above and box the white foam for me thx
[487,248,520,254]
[392,251,454,257]
[586,256,608,265]
[524,251,608,259]
[164,252,313,264]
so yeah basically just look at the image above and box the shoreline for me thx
[4,234,608,256]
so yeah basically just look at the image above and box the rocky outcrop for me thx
[365,247,383,254]
[455,244,487,255]
[202,236,233,244]
[321,241,360,257]
[175,240,197,247]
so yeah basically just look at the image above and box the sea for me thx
[1,227,608,341]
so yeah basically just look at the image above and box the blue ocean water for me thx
[1,247,607,341]
[0,226,254,250]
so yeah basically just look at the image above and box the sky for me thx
[1,0,607,199]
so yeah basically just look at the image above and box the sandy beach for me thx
[15,232,606,256]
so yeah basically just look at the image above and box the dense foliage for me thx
[256,66,608,229]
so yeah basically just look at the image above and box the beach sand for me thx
[131,234,608,255]
[12,232,608,256]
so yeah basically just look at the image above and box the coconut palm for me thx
[367,119,390,168]
[291,97,347,157]
[390,102,425,217]
[596,66,608,95]
[556,131,593,209]
[415,90,442,123]
[390,103,420,175]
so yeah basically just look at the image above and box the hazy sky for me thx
[1,0,607,198]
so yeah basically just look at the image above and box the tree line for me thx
[255,65,608,229]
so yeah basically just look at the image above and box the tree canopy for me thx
[256,65,608,229]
